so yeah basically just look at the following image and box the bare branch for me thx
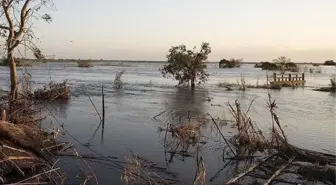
[14,0,31,40]
[2,0,15,33]
[0,25,9,30]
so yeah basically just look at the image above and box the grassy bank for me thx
[0,81,71,184]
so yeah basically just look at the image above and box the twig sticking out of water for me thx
[225,153,278,184]
[153,110,167,120]
[192,156,206,185]
[114,70,125,89]
[228,100,269,150]
[264,156,295,185]
[210,115,236,156]
[102,86,105,126]
[267,93,287,145]
[121,153,179,185]
[237,73,246,91]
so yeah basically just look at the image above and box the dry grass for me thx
[77,60,93,68]
[223,94,336,184]
[122,153,178,185]
[228,100,270,150]
[192,157,206,185]
[170,122,202,145]
[157,119,205,164]
[0,120,66,184]
[34,81,70,101]
[0,94,69,184]
[0,121,46,150]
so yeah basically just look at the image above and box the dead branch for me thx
[210,115,235,156]
[225,153,278,184]
[8,167,60,184]
[264,156,295,185]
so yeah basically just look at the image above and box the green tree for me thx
[160,42,211,89]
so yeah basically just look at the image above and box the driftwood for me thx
[224,94,336,185]
[263,156,295,185]
[226,153,278,184]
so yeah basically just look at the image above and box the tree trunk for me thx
[8,51,18,102]
[191,77,195,89]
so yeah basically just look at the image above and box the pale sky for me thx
[31,0,336,62]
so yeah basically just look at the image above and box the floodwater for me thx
[0,62,335,184]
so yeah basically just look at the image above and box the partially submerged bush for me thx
[256,57,299,72]
[331,76,336,88]
[254,62,278,70]
[323,60,335,66]
[114,70,125,89]
[34,81,70,101]
[285,62,299,72]
[219,58,242,68]
[77,60,93,68]
[310,66,322,74]
[122,153,178,185]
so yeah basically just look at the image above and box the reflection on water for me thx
[164,88,208,121]
[46,99,69,119]
[0,62,335,184]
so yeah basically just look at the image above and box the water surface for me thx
[0,62,335,184]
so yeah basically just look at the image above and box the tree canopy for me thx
[324,60,335,66]
[160,42,211,88]
[219,58,242,68]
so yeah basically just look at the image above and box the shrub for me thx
[114,70,125,89]
[331,76,336,88]
[255,62,278,70]
[160,42,211,88]
[255,57,298,72]
[77,60,93,67]
[219,58,242,68]
[34,81,70,101]
[324,60,335,66]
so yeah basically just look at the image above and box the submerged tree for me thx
[219,58,242,68]
[0,0,54,102]
[160,42,211,89]
[272,56,292,72]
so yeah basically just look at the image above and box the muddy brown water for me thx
[0,62,335,184]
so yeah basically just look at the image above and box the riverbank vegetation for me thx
[34,81,70,101]
[77,60,93,68]
[114,70,125,89]
[151,94,336,184]
[323,60,335,66]
[254,56,299,72]
[219,58,242,68]
[0,86,70,183]
[160,42,211,89]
